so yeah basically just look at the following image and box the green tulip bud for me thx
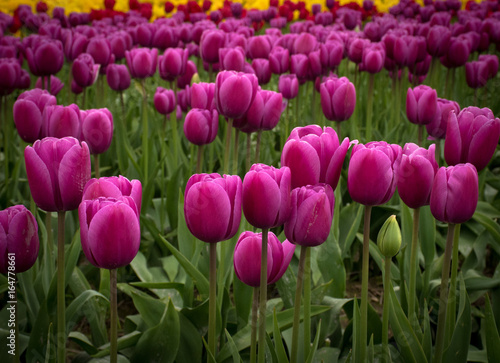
[377,215,402,258]
[191,73,201,85]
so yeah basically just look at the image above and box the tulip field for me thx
[2,0,500,362]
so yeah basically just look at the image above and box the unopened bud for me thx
[377,215,402,258]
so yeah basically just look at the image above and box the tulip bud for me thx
[377,215,401,258]
[320,77,356,122]
[80,108,114,155]
[184,108,219,146]
[25,38,64,77]
[191,82,216,111]
[406,85,437,126]
[125,47,158,79]
[279,74,299,100]
[158,48,189,82]
[269,46,290,74]
[465,61,489,89]
[154,87,176,115]
[106,64,131,92]
[72,53,100,88]
[200,29,226,64]
[215,71,259,119]
[252,59,272,85]
[219,47,246,72]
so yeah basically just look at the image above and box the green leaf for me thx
[419,206,435,268]
[313,347,340,363]
[176,313,202,363]
[66,290,108,334]
[177,190,196,261]
[93,332,141,358]
[69,332,98,355]
[273,309,289,363]
[266,332,279,363]
[388,285,428,363]
[129,281,184,292]
[226,329,243,363]
[131,299,180,363]
[158,235,209,297]
[317,223,345,297]
[305,320,322,363]
[484,294,500,363]
[340,203,363,258]
[233,272,254,329]
[422,301,432,363]
[202,337,217,363]
[351,298,362,363]
[473,211,500,248]
[127,287,167,329]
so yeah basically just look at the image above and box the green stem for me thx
[303,247,311,358]
[435,139,441,166]
[433,223,456,363]
[46,212,53,268]
[396,68,404,127]
[291,246,308,363]
[209,243,217,358]
[250,287,259,363]
[246,133,252,171]
[2,96,8,184]
[254,130,262,164]
[196,145,204,174]
[445,224,461,346]
[418,125,423,146]
[233,129,240,175]
[311,85,316,125]
[360,205,373,363]
[223,119,233,174]
[209,63,213,83]
[295,88,300,127]
[390,72,397,132]
[110,269,118,363]
[336,121,341,140]
[94,154,100,178]
[47,76,51,95]
[170,83,179,170]
[258,228,269,363]
[57,211,66,363]
[284,100,290,144]
[408,207,420,326]
[366,73,375,141]
[474,89,477,107]
[141,80,149,185]
[382,257,391,363]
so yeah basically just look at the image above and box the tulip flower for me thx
[252,59,272,85]
[152,25,179,51]
[13,88,56,143]
[293,32,318,55]
[200,29,226,65]
[278,74,299,101]
[282,125,350,189]
[362,43,385,74]
[234,231,295,287]
[0,205,39,274]
[108,31,133,61]
[25,38,64,76]
[34,75,64,96]
[80,108,114,155]
[24,137,91,212]
[320,77,356,122]
[158,48,189,82]
[215,71,259,119]
[125,47,158,79]
[72,53,100,88]
[320,41,343,71]
[440,37,470,68]
[348,141,402,206]
[426,98,460,140]
[42,104,81,139]
[79,196,140,269]
[63,31,88,62]
[184,108,219,146]
[0,58,21,94]
[243,90,284,132]
[406,85,438,125]
[154,87,176,115]
[290,54,311,81]
[347,38,370,65]
[247,35,272,59]
[478,54,499,79]
[444,107,500,171]
[219,47,246,72]
[269,46,290,74]
[397,143,438,209]
[82,175,142,213]
[191,82,216,111]
[465,60,489,89]
[106,64,131,92]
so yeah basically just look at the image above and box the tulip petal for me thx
[467,119,500,171]
[218,76,254,119]
[59,143,91,211]
[243,172,281,229]
[24,146,57,212]
[268,239,295,284]
[293,191,332,246]
[281,140,321,188]
[430,167,449,223]
[446,165,478,224]
[325,137,350,189]
[444,112,463,166]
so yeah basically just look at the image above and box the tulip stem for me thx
[254,130,262,164]
[291,245,308,363]
[445,224,461,345]
[311,84,316,124]
[433,223,456,363]
[246,133,252,171]
[285,100,290,143]
[233,129,240,175]
[94,154,100,178]
[418,125,424,146]
[57,211,66,363]
[250,286,259,363]
[408,207,420,327]
[46,212,53,266]
[366,73,375,141]
[170,82,179,170]
[382,256,391,363]
[435,139,441,166]
[336,121,341,140]
[360,205,373,363]
[196,145,204,174]
[223,118,233,174]
[474,89,478,107]
[110,268,118,363]
[258,228,269,363]
[209,63,213,83]
[390,72,397,132]
[303,247,311,359]
[47,76,51,95]
[209,243,217,359]
[141,80,149,184]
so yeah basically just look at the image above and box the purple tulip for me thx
[158,47,189,82]
[320,41,343,71]
[200,29,226,64]
[252,59,272,85]
[87,37,115,72]
[234,231,295,287]
[0,58,21,94]
[242,90,283,132]
[72,53,100,88]
[406,85,438,126]
[177,86,191,112]
[362,43,386,74]
[80,108,114,155]
[184,173,242,243]
[243,164,291,229]
[430,164,478,224]
[426,98,460,139]
[177,60,197,89]
[397,143,438,209]
[444,107,500,171]
[247,35,272,59]
[191,82,216,111]
[364,22,381,42]
[152,25,179,51]
[215,71,259,119]
[79,197,140,269]
[154,87,176,115]
[285,184,334,247]
[279,74,299,100]
[63,31,88,62]
[0,205,39,274]
[293,32,318,55]
[426,25,451,57]
[281,125,351,189]
[106,64,131,92]
[478,54,499,79]
[347,38,370,65]
[25,137,91,212]
[320,77,356,122]
[43,104,81,139]
[269,46,290,74]
[13,89,56,143]
[183,108,219,146]
[219,47,246,72]
[348,141,402,206]
[25,38,64,77]
[108,31,133,61]
[465,61,489,89]
[290,54,311,81]
[440,37,470,68]
[34,75,64,96]
[125,47,158,79]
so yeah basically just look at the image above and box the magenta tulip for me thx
[200,29,226,64]
[269,46,290,74]
[184,109,219,146]
[34,75,64,96]
[362,43,385,74]
[285,184,334,247]
[465,61,489,89]
[80,108,114,155]
[219,47,246,72]
[106,64,130,92]
[25,38,64,76]
[478,54,499,79]
[184,173,242,243]
[72,53,100,88]
[154,87,176,115]
[191,82,216,111]
[426,98,460,140]
[79,197,140,269]
[25,137,91,212]
[406,85,438,125]
[87,37,114,72]
[247,35,272,59]
[252,59,272,85]
[0,205,39,274]
[281,125,351,189]
[396,143,438,209]
[279,74,299,100]
[320,41,343,71]
[320,77,356,122]
[43,104,81,139]
[215,71,259,119]
[430,164,478,224]
[125,47,158,79]
[234,231,295,287]
[444,107,500,171]
[348,141,402,206]
[242,90,283,131]
[158,48,189,82]
[63,31,88,62]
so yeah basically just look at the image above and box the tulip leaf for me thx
[129,281,184,291]
[340,203,363,258]
[131,299,180,363]
[419,206,436,268]
[26,301,52,363]
[226,329,244,363]
[318,222,345,298]
[422,300,432,362]
[484,294,500,363]
[443,275,471,363]
[266,331,280,363]
[473,211,500,248]
[66,290,108,335]
[233,271,254,329]
[273,309,290,363]
[93,331,142,358]
[176,313,203,363]
[159,235,210,297]
[305,320,322,363]
[351,298,362,363]
[217,305,331,362]
[68,332,99,355]
[177,190,196,261]
[127,286,167,329]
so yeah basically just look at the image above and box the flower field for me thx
[1,0,500,362]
